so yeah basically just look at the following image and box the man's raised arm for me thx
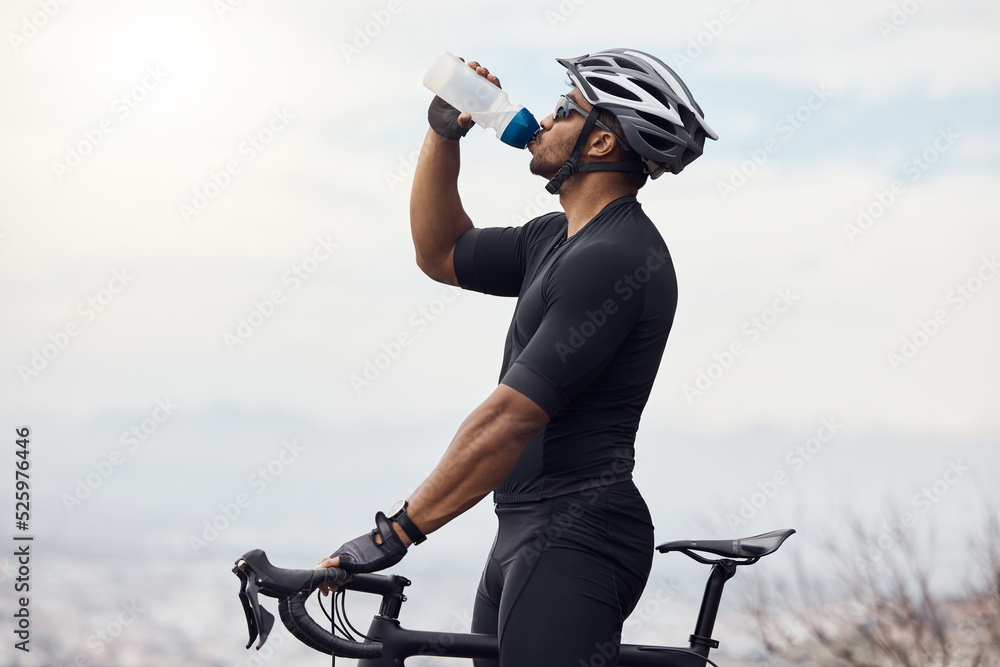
[410,62,500,286]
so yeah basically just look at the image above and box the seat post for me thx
[688,559,738,656]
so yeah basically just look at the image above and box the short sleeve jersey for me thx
[453,195,678,503]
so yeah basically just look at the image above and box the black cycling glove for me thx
[330,511,407,574]
[428,95,472,140]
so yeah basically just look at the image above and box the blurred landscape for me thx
[3,408,996,665]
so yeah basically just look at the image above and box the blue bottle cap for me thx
[499,107,540,149]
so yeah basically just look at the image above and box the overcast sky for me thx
[1,0,999,660]
[3,0,998,438]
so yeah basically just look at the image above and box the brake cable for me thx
[338,591,371,640]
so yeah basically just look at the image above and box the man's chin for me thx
[528,158,559,180]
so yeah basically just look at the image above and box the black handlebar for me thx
[233,549,383,659]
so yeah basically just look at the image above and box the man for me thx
[320,49,717,666]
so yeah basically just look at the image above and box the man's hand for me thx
[316,511,408,594]
[427,60,501,139]
[315,554,343,596]
[428,96,472,140]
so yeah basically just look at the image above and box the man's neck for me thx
[559,175,637,237]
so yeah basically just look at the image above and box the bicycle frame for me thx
[232,529,793,664]
[344,557,740,666]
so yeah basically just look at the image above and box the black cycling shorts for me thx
[471,480,654,667]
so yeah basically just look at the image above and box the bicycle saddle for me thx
[657,528,795,559]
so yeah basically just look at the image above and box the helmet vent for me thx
[637,110,678,137]
[634,78,676,110]
[589,77,642,102]
[676,106,699,136]
[613,57,645,72]
[639,130,676,153]
[681,144,703,168]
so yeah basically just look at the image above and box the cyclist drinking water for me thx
[318,49,717,667]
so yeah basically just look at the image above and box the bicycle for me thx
[233,527,794,665]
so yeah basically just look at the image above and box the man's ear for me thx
[587,130,618,159]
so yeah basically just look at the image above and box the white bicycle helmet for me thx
[548,48,717,191]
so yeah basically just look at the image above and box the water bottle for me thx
[422,52,539,149]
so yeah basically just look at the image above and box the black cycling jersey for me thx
[453,195,677,503]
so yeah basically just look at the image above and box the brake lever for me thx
[233,557,275,650]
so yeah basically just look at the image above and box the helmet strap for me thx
[545,113,645,194]
[546,113,598,194]
[575,162,647,173]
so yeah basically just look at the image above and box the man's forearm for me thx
[409,129,473,284]
[403,385,549,538]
